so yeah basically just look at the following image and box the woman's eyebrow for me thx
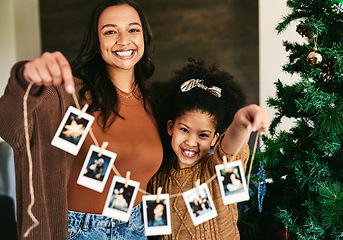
[101,22,142,30]
[101,24,117,30]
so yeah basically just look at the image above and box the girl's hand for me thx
[234,104,270,133]
[23,51,75,94]
[222,104,270,155]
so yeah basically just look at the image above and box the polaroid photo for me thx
[215,160,250,205]
[182,183,217,226]
[51,106,94,156]
[102,175,140,222]
[77,145,117,192]
[142,194,171,236]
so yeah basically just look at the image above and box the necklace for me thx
[115,84,137,99]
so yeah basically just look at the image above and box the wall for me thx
[259,0,305,132]
[0,0,41,96]
[0,0,16,96]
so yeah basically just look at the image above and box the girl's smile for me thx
[167,110,219,169]
[181,148,198,158]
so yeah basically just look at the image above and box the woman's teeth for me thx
[115,50,134,56]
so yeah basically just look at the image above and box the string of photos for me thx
[22,82,265,238]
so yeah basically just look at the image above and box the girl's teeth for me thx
[184,150,195,156]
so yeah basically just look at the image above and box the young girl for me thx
[148,60,270,239]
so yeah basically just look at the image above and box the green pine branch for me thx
[239,0,343,238]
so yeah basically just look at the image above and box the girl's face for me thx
[167,110,219,169]
[98,4,144,73]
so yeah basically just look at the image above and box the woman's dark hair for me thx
[158,58,246,165]
[147,202,166,226]
[71,0,155,128]
[223,171,241,186]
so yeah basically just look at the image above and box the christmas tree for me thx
[239,0,343,239]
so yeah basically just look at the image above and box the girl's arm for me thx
[221,104,270,155]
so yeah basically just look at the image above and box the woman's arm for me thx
[0,52,75,149]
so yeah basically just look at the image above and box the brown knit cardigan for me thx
[148,136,249,240]
[0,61,82,239]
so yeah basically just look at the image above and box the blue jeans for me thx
[68,204,146,240]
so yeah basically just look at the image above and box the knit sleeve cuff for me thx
[12,61,45,96]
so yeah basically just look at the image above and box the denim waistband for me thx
[68,203,142,228]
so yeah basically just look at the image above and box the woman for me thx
[0,0,162,239]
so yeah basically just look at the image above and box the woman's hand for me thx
[23,51,75,94]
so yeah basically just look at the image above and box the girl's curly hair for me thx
[158,58,247,165]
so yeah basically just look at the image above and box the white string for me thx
[23,82,40,238]
[72,92,99,147]
[247,131,260,187]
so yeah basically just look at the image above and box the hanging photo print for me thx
[182,183,217,226]
[77,144,117,192]
[215,160,249,205]
[51,106,94,155]
[102,175,139,222]
[142,193,171,236]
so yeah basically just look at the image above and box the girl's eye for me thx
[200,134,209,138]
[180,128,189,133]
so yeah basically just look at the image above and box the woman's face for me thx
[230,173,237,182]
[98,4,144,73]
[153,204,164,219]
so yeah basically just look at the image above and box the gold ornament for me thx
[306,47,323,67]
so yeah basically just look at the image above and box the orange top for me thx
[67,90,163,214]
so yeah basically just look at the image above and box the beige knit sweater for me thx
[148,136,249,240]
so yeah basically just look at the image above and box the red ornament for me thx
[296,138,308,149]
[274,227,291,240]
